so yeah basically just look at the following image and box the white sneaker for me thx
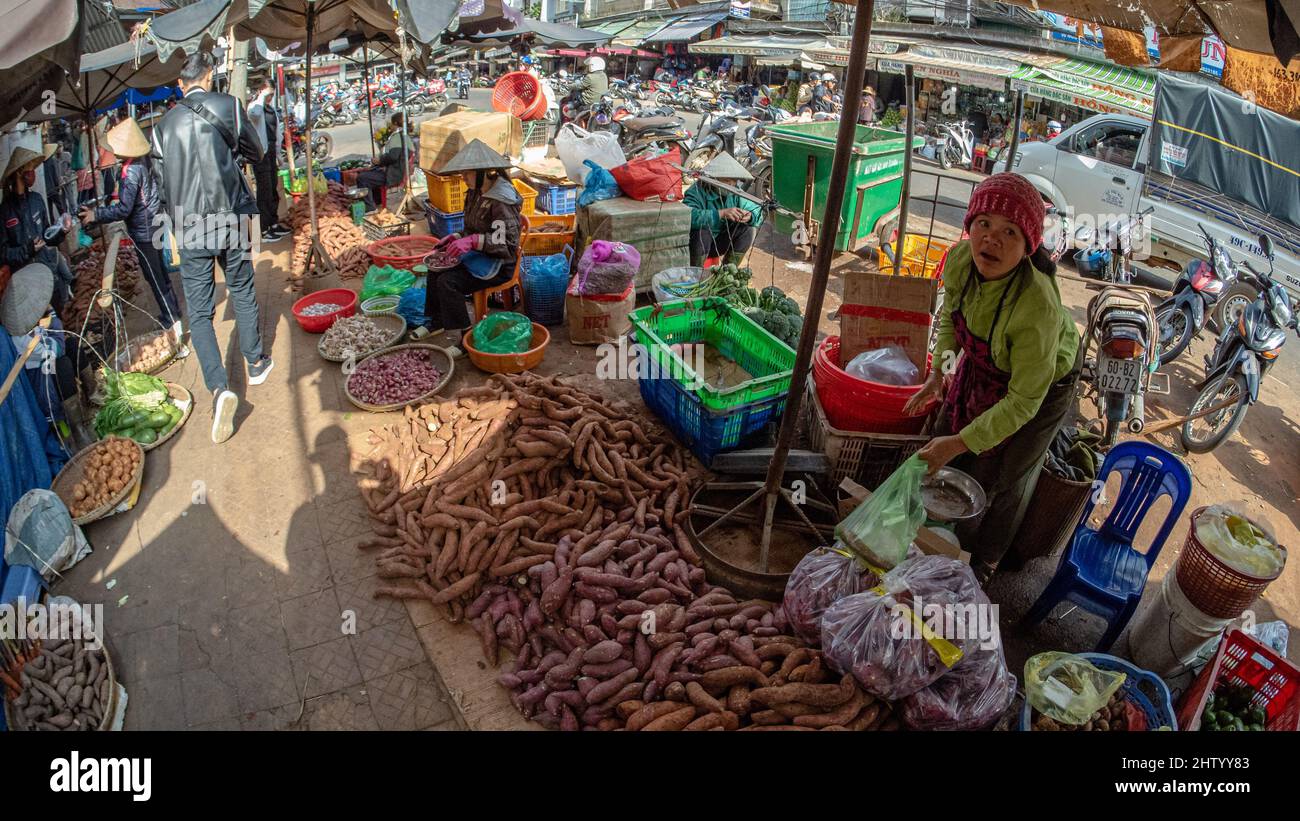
[212,389,238,444]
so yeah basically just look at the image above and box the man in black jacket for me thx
[151,50,274,444]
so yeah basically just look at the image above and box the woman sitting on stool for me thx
[684,153,763,267]
[420,140,523,356]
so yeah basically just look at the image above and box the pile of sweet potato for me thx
[355,373,898,731]
[288,182,369,285]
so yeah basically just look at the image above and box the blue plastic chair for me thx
[1020,441,1192,652]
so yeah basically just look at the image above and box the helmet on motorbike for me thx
[558,69,569,79]
[821,72,835,82]
[521,55,534,66]
[584,56,606,73]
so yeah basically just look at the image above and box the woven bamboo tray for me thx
[343,343,454,412]
[52,436,145,525]
[115,330,178,376]
[318,314,407,363]
[3,642,119,731]
[143,383,193,452]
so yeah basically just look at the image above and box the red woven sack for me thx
[609,148,683,202]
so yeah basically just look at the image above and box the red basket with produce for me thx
[492,72,547,121]
[292,288,357,333]
[366,235,442,269]
[812,335,929,435]
[1176,628,1300,731]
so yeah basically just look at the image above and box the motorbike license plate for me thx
[1097,356,1142,395]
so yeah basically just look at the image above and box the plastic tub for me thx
[292,288,358,333]
[522,213,576,257]
[812,335,927,434]
[366,235,442,269]
[1020,653,1178,731]
[512,179,539,216]
[423,170,466,213]
[462,323,550,374]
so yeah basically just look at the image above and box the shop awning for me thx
[642,10,727,43]
[692,33,842,62]
[875,44,1020,91]
[544,48,587,58]
[612,19,677,47]
[1010,64,1153,118]
[445,18,612,48]
[589,19,637,37]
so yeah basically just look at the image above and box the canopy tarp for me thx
[691,33,841,60]
[1149,71,1300,230]
[444,19,612,48]
[876,44,1020,91]
[613,19,678,47]
[21,40,188,122]
[641,10,727,43]
[1010,58,1155,118]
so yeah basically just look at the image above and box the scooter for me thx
[1181,233,1297,453]
[683,106,749,172]
[1154,222,1240,364]
[456,77,471,99]
[935,120,975,170]
[617,111,692,159]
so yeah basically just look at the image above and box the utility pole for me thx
[228,28,250,102]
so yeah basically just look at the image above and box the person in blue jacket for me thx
[683,153,763,267]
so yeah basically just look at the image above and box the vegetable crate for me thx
[628,297,795,413]
[535,182,578,215]
[803,380,927,489]
[640,369,786,467]
[423,170,467,213]
[512,179,539,216]
[520,254,569,326]
[422,200,465,237]
[1176,628,1300,731]
[361,216,412,242]
[522,213,576,257]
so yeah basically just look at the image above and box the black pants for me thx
[357,167,388,210]
[178,244,265,393]
[253,155,282,232]
[424,264,513,332]
[133,237,182,327]
[937,355,1082,571]
[689,222,755,267]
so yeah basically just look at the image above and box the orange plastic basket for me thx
[512,179,538,216]
[522,213,576,257]
[492,72,547,121]
[462,323,549,374]
[423,170,467,213]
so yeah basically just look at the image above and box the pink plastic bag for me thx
[820,555,985,701]
[899,626,1016,731]
[575,240,641,296]
[783,544,922,646]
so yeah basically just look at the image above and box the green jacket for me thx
[683,182,764,234]
[933,240,1080,455]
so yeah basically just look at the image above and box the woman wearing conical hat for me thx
[683,152,763,268]
[1,142,75,311]
[78,117,183,340]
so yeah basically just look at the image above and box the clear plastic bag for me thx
[1195,505,1284,578]
[4,489,92,580]
[1024,652,1126,726]
[555,124,627,185]
[899,590,1015,731]
[472,311,534,354]
[821,555,984,701]
[845,345,920,386]
[835,454,928,569]
[575,240,640,296]
[783,543,923,646]
[577,161,622,208]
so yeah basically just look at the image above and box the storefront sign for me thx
[729,0,750,18]
[1160,140,1188,168]
[1145,28,1225,78]
[1011,79,1142,117]
[878,59,1007,91]
[1041,12,1104,48]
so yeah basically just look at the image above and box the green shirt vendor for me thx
[684,153,764,267]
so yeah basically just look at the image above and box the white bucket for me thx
[1129,573,1233,677]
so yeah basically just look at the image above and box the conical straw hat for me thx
[106,117,151,158]
[438,139,512,175]
[701,152,753,182]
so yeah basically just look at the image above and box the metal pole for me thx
[399,65,411,203]
[755,0,877,569]
[303,5,319,244]
[893,64,914,267]
[1005,88,1023,173]
[363,48,376,162]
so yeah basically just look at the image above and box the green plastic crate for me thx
[768,122,924,252]
[628,297,795,413]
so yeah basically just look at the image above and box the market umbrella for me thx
[19,40,188,123]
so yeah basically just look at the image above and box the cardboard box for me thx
[566,279,635,345]
[419,112,523,173]
[838,477,971,564]
[839,268,937,371]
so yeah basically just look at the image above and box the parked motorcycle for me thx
[279,117,333,164]
[1155,222,1240,364]
[935,120,975,170]
[683,106,748,171]
[456,77,470,99]
[1181,233,1296,453]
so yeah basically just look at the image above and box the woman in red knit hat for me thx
[903,172,1081,585]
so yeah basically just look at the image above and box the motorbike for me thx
[1154,222,1240,364]
[616,110,692,159]
[279,117,333,164]
[1076,207,1162,447]
[683,106,748,172]
[1181,233,1296,453]
[427,78,449,107]
[935,120,975,170]
[456,77,470,99]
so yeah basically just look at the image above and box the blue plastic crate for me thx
[639,372,787,466]
[422,199,465,237]
[1018,652,1178,731]
[520,255,569,326]
[536,183,578,215]
[322,166,342,183]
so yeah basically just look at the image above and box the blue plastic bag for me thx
[529,252,570,285]
[396,286,429,328]
[577,160,622,208]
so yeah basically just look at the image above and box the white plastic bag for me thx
[845,345,920,386]
[555,124,626,186]
[1196,505,1284,579]
[4,490,92,581]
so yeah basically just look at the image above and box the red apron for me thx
[941,268,1020,454]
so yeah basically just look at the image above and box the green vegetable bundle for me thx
[95,367,182,444]
[735,284,803,348]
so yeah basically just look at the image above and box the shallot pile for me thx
[320,315,392,359]
[347,348,442,406]
[354,373,903,731]
[300,302,346,317]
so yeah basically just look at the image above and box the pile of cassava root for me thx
[288,182,371,285]
[356,373,898,731]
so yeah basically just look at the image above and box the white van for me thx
[1013,112,1300,330]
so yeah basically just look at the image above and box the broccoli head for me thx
[764,312,791,340]
[779,296,801,317]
